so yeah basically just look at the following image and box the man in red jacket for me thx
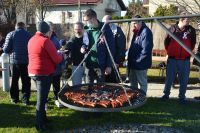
[161,12,196,104]
[28,21,63,130]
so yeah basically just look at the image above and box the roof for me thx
[52,0,127,11]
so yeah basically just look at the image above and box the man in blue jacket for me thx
[83,9,115,83]
[128,15,153,95]
[3,22,32,105]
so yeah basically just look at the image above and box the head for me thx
[36,21,50,38]
[74,22,84,38]
[131,15,143,32]
[83,9,98,28]
[46,21,54,38]
[178,12,190,28]
[102,15,113,26]
[197,20,200,30]
[15,22,26,30]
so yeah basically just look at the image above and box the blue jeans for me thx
[163,58,190,99]
[129,69,148,94]
[72,65,85,85]
[31,75,52,126]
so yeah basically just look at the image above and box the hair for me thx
[46,21,54,31]
[179,11,189,21]
[74,21,84,29]
[132,15,142,23]
[15,22,25,29]
[84,9,97,19]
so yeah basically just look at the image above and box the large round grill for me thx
[58,83,146,112]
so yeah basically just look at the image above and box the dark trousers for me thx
[52,74,61,100]
[105,68,120,83]
[10,64,31,102]
[31,76,52,126]
[85,68,105,83]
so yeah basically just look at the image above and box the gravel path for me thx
[65,124,184,133]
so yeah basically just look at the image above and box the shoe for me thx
[160,95,169,100]
[35,124,47,131]
[22,100,30,106]
[194,97,200,100]
[55,100,64,108]
[179,99,187,104]
[11,99,19,104]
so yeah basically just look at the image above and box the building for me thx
[37,0,126,24]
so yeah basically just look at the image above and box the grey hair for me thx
[74,21,84,29]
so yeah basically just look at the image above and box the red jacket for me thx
[28,32,63,75]
[164,24,196,59]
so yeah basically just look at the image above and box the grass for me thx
[0,89,199,133]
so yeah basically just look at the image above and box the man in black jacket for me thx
[102,15,126,83]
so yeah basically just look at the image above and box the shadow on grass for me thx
[0,98,199,133]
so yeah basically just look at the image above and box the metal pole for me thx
[154,19,200,63]
[78,0,81,22]
[107,14,200,24]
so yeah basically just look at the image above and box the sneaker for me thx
[179,99,187,104]
[11,99,19,104]
[160,95,169,100]
[55,100,64,108]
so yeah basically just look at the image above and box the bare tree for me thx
[150,0,200,14]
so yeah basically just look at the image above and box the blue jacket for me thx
[50,33,63,75]
[3,28,32,64]
[128,23,153,70]
[86,21,115,69]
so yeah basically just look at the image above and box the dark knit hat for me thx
[36,21,50,34]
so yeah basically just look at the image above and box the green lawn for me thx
[0,89,199,133]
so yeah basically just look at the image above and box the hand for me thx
[80,47,86,54]
[105,67,111,75]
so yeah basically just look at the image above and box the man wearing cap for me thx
[161,12,196,104]
[3,22,32,105]
[28,21,63,130]
[128,15,153,95]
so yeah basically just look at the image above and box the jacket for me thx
[128,22,153,70]
[164,24,196,59]
[28,32,63,75]
[85,21,115,69]
[3,28,32,64]
[66,36,85,66]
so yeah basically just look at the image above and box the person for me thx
[28,21,63,130]
[3,22,32,105]
[102,15,126,83]
[46,21,63,108]
[161,12,196,104]
[83,9,115,84]
[66,22,88,85]
[0,32,5,55]
[128,15,153,95]
[193,20,200,100]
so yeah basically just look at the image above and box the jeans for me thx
[52,74,61,100]
[31,75,52,126]
[163,58,190,99]
[85,68,105,84]
[72,65,85,85]
[129,69,148,94]
[10,64,31,102]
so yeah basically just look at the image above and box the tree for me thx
[125,0,148,18]
[154,4,178,16]
[151,0,200,14]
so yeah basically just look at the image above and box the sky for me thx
[121,0,131,16]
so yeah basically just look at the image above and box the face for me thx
[74,24,84,38]
[182,18,189,26]
[83,16,95,28]
[131,21,141,32]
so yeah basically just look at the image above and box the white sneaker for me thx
[55,100,64,108]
